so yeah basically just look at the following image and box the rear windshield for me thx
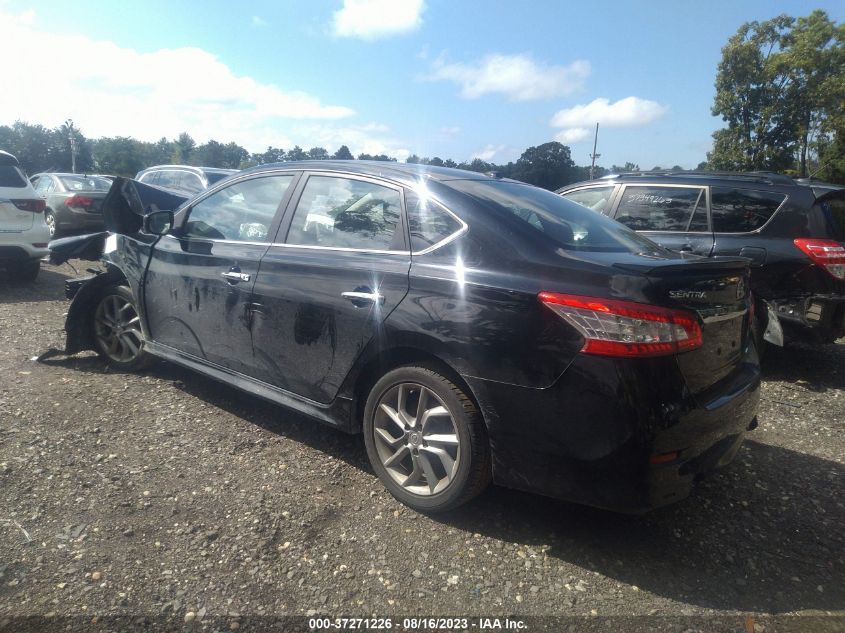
[0,165,27,188]
[449,179,667,254]
[58,175,112,191]
[205,171,232,185]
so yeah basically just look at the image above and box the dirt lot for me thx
[1,261,843,630]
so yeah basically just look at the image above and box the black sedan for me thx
[49,162,760,513]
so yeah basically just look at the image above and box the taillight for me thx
[11,199,46,212]
[65,195,93,208]
[538,292,703,358]
[793,238,845,280]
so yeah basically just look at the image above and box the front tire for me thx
[363,366,491,512]
[92,285,151,371]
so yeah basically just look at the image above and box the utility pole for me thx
[589,122,600,180]
[65,119,77,174]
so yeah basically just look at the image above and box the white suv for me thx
[0,151,50,281]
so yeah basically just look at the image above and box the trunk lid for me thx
[617,255,753,397]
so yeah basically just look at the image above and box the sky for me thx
[2,0,843,169]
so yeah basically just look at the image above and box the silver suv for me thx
[135,165,237,195]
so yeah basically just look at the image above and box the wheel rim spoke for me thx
[422,433,459,445]
[421,446,456,482]
[417,451,440,493]
[419,405,448,432]
[374,426,404,448]
[383,445,410,468]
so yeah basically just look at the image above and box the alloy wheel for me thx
[94,294,143,363]
[372,382,461,496]
[45,212,55,237]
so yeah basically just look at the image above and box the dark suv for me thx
[558,172,845,346]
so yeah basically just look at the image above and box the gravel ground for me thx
[0,261,843,630]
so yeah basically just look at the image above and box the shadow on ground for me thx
[43,351,845,615]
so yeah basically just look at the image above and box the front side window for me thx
[286,176,403,251]
[405,191,463,252]
[710,187,786,232]
[615,186,705,231]
[561,186,616,216]
[183,175,294,241]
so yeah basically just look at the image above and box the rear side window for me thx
[820,197,845,241]
[286,176,403,251]
[560,186,615,216]
[405,191,463,252]
[615,186,705,231]
[710,187,785,233]
[0,165,27,188]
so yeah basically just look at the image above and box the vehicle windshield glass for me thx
[58,175,112,191]
[449,179,668,254]
[205,172,232,185]
[0,165,27,188]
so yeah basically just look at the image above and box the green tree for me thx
[709,11,844,175]
[287,146,307,161]
[171,132,195,164]
[508,142,576,190]
[307,147,330,160]
[91,137,147,176]
[332,145,354,160]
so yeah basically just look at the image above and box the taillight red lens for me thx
[11,199,46,212]
[793,238,845,280]
[65,195,93,208]
[538,292,703,358]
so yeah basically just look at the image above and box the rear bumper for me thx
[467,350,761,513]
[55,207,106,230]
[0,244,49,262]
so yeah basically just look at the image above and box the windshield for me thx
[59,175,112,191]
[449,179,668,255]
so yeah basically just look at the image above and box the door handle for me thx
[221,271,250,283]
[342,291,385,305]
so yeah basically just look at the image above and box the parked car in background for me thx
[0,151,49,281]
[558,172,845,346]
[50,162,759,513]
[30,172,113,238]
[135,164,237,195]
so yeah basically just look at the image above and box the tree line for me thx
[1,121,645,192]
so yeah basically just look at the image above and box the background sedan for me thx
[30,172,112,237]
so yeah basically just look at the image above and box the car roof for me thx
[563,170,802,189]
[240,160,502,187]
[138,165,239,176]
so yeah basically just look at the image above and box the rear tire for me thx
[16,260,40,282]
[91,284,151,371]
[363,365,491,513]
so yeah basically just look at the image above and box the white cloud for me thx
[0,9,355,152]
[553,127,591,144]
[472,144,505,162]
[550,96,669,143]
[332,0,425,40]
[251,15,268,27]
[426,54,590,101]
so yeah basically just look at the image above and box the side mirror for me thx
[143,210,174,236]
